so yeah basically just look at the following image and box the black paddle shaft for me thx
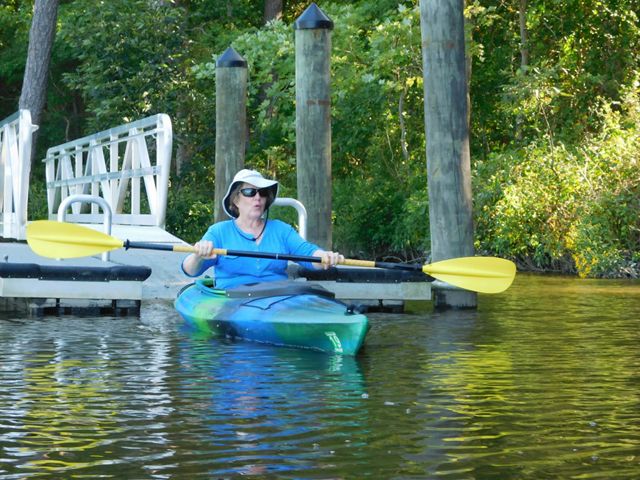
[124,240,176,252]
[124,240,322,262]
[123,240,428,274]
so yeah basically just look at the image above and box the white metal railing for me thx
[273,197,308,239]
[0,109,38,240]
[44,114,172,228]
[58,194,113,261]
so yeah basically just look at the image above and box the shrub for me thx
[475,78,640,277]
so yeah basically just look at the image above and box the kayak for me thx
[174,278,369,355]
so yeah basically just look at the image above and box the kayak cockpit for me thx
[175,279,369,355]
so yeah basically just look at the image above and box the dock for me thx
[1,112,431,316]
[1,225,190,315]
[1,223,431,315]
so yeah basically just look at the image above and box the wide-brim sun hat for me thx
[222,169,279,218]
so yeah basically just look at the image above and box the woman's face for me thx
[233,182,268,220]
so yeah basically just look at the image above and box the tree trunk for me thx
[516,0,529,140]
[519,0,529,69]
[19,0,59,164]
[420,0,477,308]
[264,0,283,23]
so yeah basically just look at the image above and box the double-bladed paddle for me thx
[26,220,516,294]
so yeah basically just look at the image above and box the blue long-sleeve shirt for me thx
[181,219,320,289]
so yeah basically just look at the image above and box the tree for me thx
[264,0,283,23]
[515,0,529,140]
[19,0,59,163]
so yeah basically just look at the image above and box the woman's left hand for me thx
[315,250,345,269]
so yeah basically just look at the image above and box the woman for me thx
[181,169,344,289]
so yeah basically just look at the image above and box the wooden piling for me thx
[419,0,477,308]
[215,47,247,222]
[294,3,334,249]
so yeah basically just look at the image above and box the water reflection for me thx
[174,336,368,477]
[358,274,640,479]
[0,316,178,478]
[0,275,639,478]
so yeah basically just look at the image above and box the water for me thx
[1,274,639,479]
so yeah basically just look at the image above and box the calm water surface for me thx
[1,274,639,479]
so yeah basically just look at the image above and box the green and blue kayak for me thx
[174,279,369,355]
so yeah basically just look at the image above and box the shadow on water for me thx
[0,274,639,478]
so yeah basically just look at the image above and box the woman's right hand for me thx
[182,240,216,276]
[193,240,216,259]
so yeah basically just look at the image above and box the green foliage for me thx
[474,143,585,270]
[475,79,640,277]
[330,2,428,258]
[470,0,640,152]
[233,20,297,159]
[166,192,214,245]
[569,82,640,277]
[0,1,30,114]
[58,0,188,132]
[24,150,50,223]
[3,0,639,276]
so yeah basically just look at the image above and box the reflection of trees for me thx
[16,356,123,472]
[2,275,637,477]
[356,275,640,478]
[0,319,175,477]
[353,310,488,477]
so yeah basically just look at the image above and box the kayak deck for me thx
[174,279,369,355]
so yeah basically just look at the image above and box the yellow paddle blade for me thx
[26,220,124,259]
[423,256,516,294]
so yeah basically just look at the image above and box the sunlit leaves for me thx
[474,80,640,277]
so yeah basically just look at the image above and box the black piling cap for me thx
[294,3,334,30]
[216,46,247,68]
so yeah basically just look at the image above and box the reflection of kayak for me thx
[175,279,369,355]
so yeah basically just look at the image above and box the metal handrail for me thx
[0,109,38,240]
[273,197,308,239]
[44,113,172,229]
[57,194,113,262]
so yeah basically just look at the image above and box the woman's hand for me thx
[182,240,217,276]
[313,249,345,270]
[193,240,216,259]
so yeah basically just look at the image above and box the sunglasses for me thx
[239,187,271,198]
